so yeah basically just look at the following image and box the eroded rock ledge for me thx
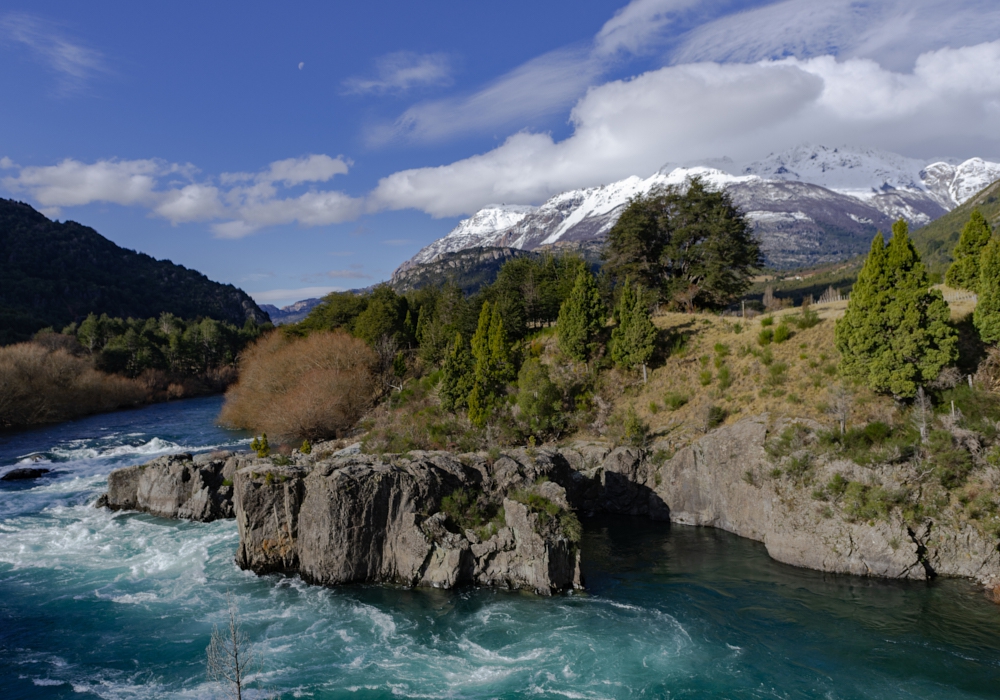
[98,416,1000,594]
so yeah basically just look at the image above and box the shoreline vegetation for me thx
[0,313,268,430]
[213,184,1000,575]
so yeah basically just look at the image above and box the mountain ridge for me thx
[0,199,270,344]
[396,145,1000,274]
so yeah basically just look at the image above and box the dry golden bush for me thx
[218,331,376,441]
[0,343,147,428]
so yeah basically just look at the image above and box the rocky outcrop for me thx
[96,451,242,521]
[98,417,1000,594]
[649,415,1000,587]
[232,451,583,595]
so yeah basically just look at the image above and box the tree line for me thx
[835,208,1000,398]
[227,177,762,441]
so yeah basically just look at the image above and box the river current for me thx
[2,396,1000,699]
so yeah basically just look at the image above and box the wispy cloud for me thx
[669,0,1000,71]
[343,51,453,95]
[2,154,361,237]
[0,13,108,93]
[368,48,601,145]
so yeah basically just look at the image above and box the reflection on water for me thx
[1,397,999,698]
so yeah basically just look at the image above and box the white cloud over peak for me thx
[0,13,108,93]
[343,52,453,95]
[371,41,1000,217]
[2,154,360,237]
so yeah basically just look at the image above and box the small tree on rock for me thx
[468,302,515,428]
[557,269,605,362]
[946,209,993,292]
[440,332,473,412]
[516,358,563,437]
[611,278,657,377]
[835,220,957,398]
[974,236,1000,344]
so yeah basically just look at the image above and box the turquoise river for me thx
[2,396,1000,699]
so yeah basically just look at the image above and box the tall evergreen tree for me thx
[945,209,993,292]
[602,178,762,310]
[439,332,473,412]
[557,269,606,361]
[974,237,1000,344]
[611,278,658,372]
[836,220,958,398]
[467,302,514,427]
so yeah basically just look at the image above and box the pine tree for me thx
[835,220,958,398]
[467,302,514,427]
[945,209,993,292]
[440,332,473,412]
[611,278,657,372]
[974,237,1000,344]
[557,269,605,361]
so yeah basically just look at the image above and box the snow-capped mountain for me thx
[395,145,1000,273]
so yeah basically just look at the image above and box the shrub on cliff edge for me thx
[219,330,376,441]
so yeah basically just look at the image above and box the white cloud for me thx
[0,156,16,169]
[2,154,360,237]
[370,42,1000,217]
[6,158,166,207]
[253,286,343,305]
[221,154,350,186]
[344,51,453,95]
[0,13,107,93]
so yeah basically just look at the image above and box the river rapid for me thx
[2,396,1000,699]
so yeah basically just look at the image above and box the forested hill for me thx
[912,177,1000,274]
[0,199,270,344]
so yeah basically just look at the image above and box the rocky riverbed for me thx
[97,415,1000,595]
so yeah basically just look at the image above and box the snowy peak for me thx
[741,144,1000,208]
[397,145,1000,274]
[444,204,535,240]
[743,145,927,199]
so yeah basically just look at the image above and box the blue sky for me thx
[3,1,1000,307]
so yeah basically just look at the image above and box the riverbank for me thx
[0,339,236,431]
[4,396,1000,698]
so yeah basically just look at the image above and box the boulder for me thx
[97,453,237,521]
[1,467,51,481]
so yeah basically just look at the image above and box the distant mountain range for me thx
[259,298,323,325]
[0,199,270,344]
[395,145,1000,273]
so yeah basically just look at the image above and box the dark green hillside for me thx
[913,178,1000,273]
[0,199,269,344]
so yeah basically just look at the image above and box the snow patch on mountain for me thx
[397,145,1000,273]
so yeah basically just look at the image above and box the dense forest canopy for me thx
[0,199,269,345]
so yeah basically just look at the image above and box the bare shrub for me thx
[0,343,146,428]
[219,331,376,441]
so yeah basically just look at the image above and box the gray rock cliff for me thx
[97,418,1000,594]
